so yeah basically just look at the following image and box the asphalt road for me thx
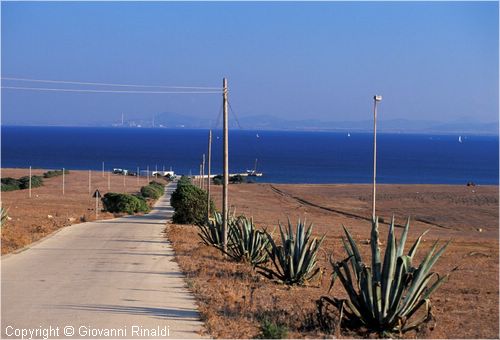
[1,183,205,339]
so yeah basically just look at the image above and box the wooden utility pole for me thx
[199,163,202,188]
[29,166,32,198]
[207,130,212,221]
[88,170,92,194]
[222,77,229,252]
[108,171,111,190]
[201,154,205,190]
[95,193,99,219]
[372,95,382,221]
[62,168,65,195]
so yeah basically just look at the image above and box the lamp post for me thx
[372,95,382,221]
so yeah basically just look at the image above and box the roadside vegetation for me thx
[102,180,166,214]
[1,169,70,192]
[43,169,70,178]
[101,193,150,214]
[168,178,454,338]
[1,175,43,191]
[170,176,215,225]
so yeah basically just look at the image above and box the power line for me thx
[1,77,221,90]
[214,101,223,130]
[1,86,222,94]
[228,100,243,129]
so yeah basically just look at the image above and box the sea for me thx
[1,126,498,185]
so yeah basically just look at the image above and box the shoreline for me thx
[2,167,498,186]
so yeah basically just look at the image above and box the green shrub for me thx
[171,177,215,225]
[19,175,43,189]
[141,185,162,199]
[258,319,288,339]
[2,175,44,191]
[43,169,69,178]
[230,174,244,184]
[102,192,150,214]
[148,181,165,195]
[139,181,165,200]
[319,217,452,336]
[212,175,223,185]
[1,177,21,191]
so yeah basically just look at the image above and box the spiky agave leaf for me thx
[197,211,238,249]
[0,207,9,227]
[258,218,325,285]
[225,215,271,266]
[322,216,451,336]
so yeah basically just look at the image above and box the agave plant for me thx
[0,207,9,227]
[225,215,270,266]
[320,217,452,336]
[258,219,325,285]
[197,211,228,247]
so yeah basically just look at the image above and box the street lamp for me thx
[372,95,382,221]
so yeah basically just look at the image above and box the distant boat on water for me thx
[459,136,463,143]
[246,158,263,177]
[347,132,351,137]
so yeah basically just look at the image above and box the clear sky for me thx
[1,1,498,127]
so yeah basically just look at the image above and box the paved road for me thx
[1,184,205,339]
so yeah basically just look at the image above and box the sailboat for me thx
[246,158,263,177]
[458,136,463,143]
[347,132,351,137]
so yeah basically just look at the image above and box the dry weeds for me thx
[167,182,498,338]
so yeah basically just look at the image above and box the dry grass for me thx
[1,168,166,254]
[167,182,499,338]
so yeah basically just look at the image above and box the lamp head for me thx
[374,95,382,102]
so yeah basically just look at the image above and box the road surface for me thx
[1,183,205,339]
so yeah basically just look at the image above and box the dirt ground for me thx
[167,182,499,338]
[1,168,162,254]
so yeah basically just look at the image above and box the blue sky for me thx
[1,1,498,127]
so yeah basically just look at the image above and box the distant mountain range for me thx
[113,112,497,135]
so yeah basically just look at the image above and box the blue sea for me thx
[1,126,498,185]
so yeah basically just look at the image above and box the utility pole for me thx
[137,166,140,184]
[222,77,229,252]
[62,168,65,195]
[88,170,91,195]
[199,163,202,188]
[147,166,150,182]
[372,95,382,221]
[108,171,110,190]
[29,166,32,198]
[102,161,105,177]
[207,130,212,221]
[201,154,205,190]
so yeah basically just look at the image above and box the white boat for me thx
[246,158,263,177]
[458,136,463,143]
